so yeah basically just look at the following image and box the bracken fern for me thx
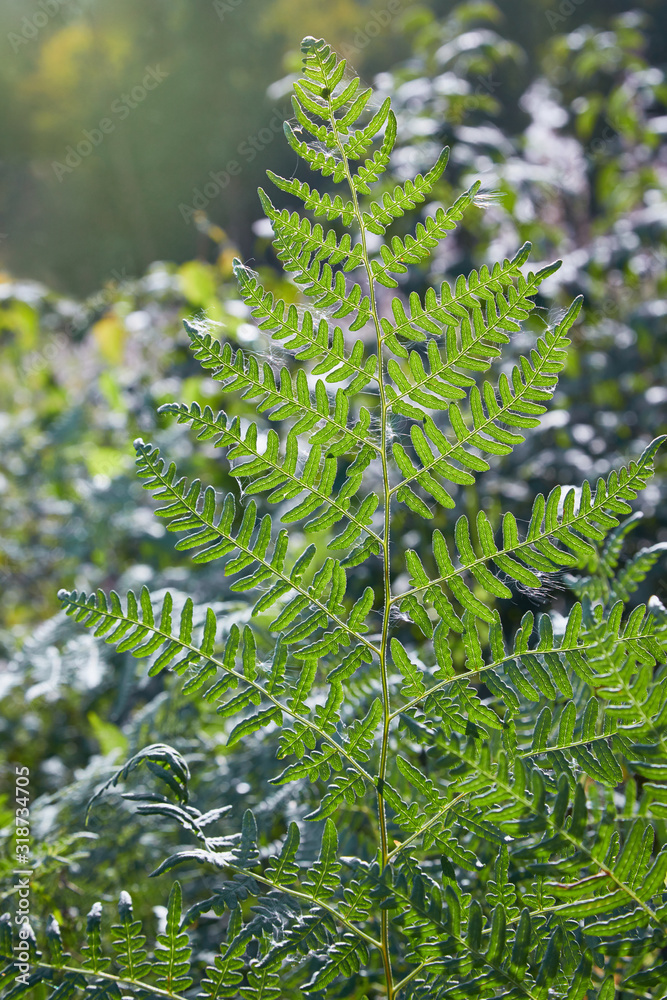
[4,36,667,1000]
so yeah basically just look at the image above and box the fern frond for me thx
[298,36,345,88]
[83,742,190,821]
[134,441,363,593]
[156,402,381,542]
[0,894,209,1000]
[231,264,375,368]
[359,862,568,1000]
[395,437,665,621]
[45,917,68,971]
[391,298,582,515]
[385,252,559,373]
[152,810,260,879]
[266,169,355,224]
[305,932,369,990]
[599,510,644,576]
[394,602,665,792]
[111,892,150,981]
[369,181,482,288]
[241,963,282,1000]
[50,31,667,1000]
[273,698,381,814]
[361,147,450,235]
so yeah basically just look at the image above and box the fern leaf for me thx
[180,326,378,453]
[156,402,380,543]
[282,120,346,182]
[351,109,398,192]
[599,510,644,575]
[391,299,582,515]
[264,822,301,886]
[266,169,355,224]
[305,932,369,990]
[362,146,450,235]
[302,819,341,898]
[384,247,559,368]
[610,541,667,602]
[81,903,110,974]
[84,742,190,818]
[391,638,426,699]
[396,437,665,617]
[342,97,391,158]
[198,917,246,998]
[122,446,382,652]
[232,261,374,361]
[259,188,364,274]
[111,892,150,980]
[154,882,193,993]
[370,181,481,288]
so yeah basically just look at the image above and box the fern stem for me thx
[345,123,397,1000]
[520,730,632,759]
[393,962,427,997]
[317,49,395,999]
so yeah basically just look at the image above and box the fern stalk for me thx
[310,43,400,996]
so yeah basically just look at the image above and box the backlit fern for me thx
[3,36,666,1000]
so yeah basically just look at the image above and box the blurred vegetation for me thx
[0,0,665,973]
[1,0,666,294]
[0,0,416,294]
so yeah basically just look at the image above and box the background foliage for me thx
[0,0,666,996]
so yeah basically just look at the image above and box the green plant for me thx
[3,35,667,1000]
